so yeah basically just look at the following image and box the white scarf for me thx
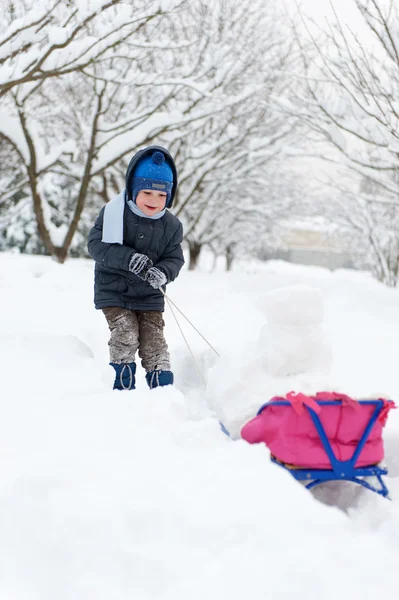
[102,190,166,244]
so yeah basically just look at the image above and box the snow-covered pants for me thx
[102,307,171,371]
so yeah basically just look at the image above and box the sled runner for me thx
[241,393,396,498]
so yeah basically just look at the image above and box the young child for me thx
[88,145,184,390]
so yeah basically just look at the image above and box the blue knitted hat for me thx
[131,151,173,205]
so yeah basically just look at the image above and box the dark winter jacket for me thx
[87,146,184,312]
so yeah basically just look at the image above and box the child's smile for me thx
[135,190,167,217]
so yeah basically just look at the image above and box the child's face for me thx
[135,189,167,216]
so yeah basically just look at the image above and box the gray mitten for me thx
[146,266,167,289]
[128,253,153,280]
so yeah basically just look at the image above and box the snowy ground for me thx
[1,251,399,600]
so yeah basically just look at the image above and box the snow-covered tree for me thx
[0,0,198,261]
[0,0,185,96]
[1,0,300,265]
[315,167,399,285]
[289,0,399,284]
[158,0,298,268]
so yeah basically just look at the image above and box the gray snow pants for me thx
[102,307,171,371]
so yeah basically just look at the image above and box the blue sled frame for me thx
[257,399,390,498]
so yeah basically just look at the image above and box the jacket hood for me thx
[125,145,178,208]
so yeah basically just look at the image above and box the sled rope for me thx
[161,290,220,386]
[163,293,207,386]
[161,291,220,357]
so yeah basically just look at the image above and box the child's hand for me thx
[128,253,153,279]
[146,266,167,289]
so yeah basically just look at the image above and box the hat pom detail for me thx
[152,151,165,165]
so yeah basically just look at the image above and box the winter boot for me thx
[145,369,174,389]
[110,362,136,390]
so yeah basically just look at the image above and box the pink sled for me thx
[240,392,396,497]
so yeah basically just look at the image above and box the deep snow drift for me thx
[0,252,398,600]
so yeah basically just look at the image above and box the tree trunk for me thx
[57,88,105,262]
[211,250,218,272]
[188,240,202,270]
[225,246,234,271]
[18,87,104,264]
[18,108,57,258]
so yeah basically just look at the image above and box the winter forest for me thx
[1,0,399,285]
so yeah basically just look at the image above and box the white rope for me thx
[163,293,208,387]
[160,290,220,358]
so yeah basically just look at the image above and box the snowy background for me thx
[1,251,399,599]
[3,0,399,286]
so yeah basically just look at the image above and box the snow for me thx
[0,108,30,163]
[0,251,399,599]
[92,112,175,175]
[207,285,337,437]
[47,26,70,46]
[257,286,333,374]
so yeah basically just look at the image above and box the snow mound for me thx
[256,284,325,325]
[208,285,334,437]
[3,333,94,359]
[1,333,99,394]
